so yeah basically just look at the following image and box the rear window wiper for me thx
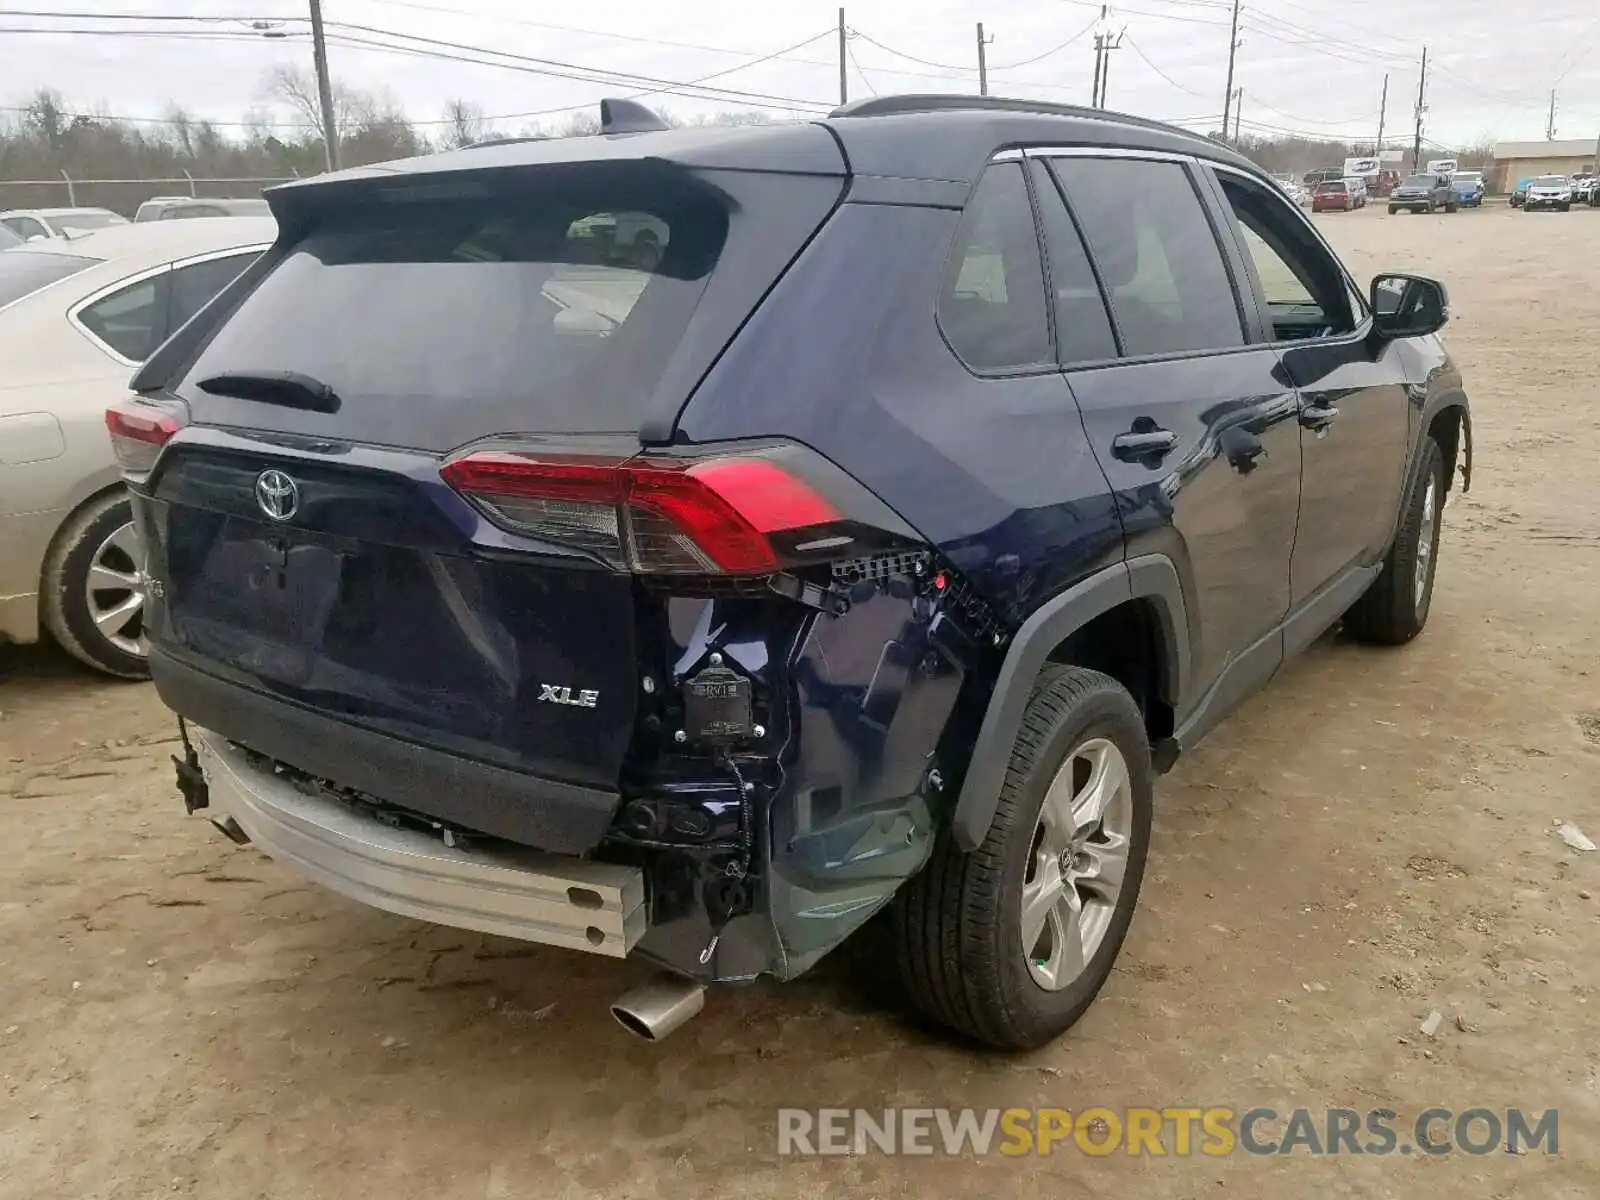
[195,370,341,413]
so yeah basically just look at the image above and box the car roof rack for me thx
[829,94,1219,149]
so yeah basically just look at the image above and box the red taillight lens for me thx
[105,400,185,473]
[441,452,841,575]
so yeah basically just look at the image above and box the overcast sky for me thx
[3,0,1598,149]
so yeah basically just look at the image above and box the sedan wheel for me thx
[41,490,152,679]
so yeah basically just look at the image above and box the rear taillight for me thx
[441,451,842,575]
[105,399,186,474]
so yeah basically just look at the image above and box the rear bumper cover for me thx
[149,647,621,855]
[196,727,646,956]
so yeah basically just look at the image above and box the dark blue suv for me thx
[109,96,1472,1050]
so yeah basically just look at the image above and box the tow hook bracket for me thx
[172,718,210,814]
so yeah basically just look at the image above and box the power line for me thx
[845,40,877,97]
[1122,34,1207,99]
[986,16,1100,72]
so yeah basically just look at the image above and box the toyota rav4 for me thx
[111,96,1472,1051]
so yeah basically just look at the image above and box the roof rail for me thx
[829,94,1218,149]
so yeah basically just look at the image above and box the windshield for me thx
[0,249,100,309]
[1318,182,1345,193]
[46,212,125,236]
[1453,172,1482,183]
[1534,176,1568,186]
[1401,176,1435,188]
[0,224,22,250]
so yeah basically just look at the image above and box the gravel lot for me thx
[2,201,1598,1199]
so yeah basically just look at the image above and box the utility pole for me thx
[1221,0,1242,140]
[976,22,992,97]
[1090,5,1106,107]
[1376,73,1388,156]
[1094,10,1125,108]
[1411,46,1428,173]
[1233,88,1243,141]
[837,8,848,107]
[308,0,339,172]
[1546,89,1557,140]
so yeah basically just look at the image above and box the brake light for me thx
[441,451,840,575]
[105,400,186,473]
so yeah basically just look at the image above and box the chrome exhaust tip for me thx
[610,975,706,1041]
[210,815,250,845]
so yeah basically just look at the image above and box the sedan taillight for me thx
[105,399,187,474]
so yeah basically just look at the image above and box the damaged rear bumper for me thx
[194,727,647,957]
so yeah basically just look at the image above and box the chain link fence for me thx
[0,173,298,218]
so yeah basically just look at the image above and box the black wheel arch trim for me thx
[950,554,1189,851]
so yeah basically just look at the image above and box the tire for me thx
[40,490,150,679]
[1389,206,1398,215]
[1560,204,1571,213]
[890,666,1153,1050]
[1344,438,1445,646]
[1445,203,1457,213]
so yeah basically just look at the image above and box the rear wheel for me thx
[40,490,150,679]
[1344,438,1444,646]
[891,666,1152,1049]
[1388,205,1399,214]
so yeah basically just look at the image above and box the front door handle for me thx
[1111,428,1180,465]
[1300,402,1340,430]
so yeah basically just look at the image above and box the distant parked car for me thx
[1570,173,1597,204]
[1312,179,1354,212]
[1523,175,1573,212]
[1388,174,1457,215]
[0,207,128,242]
[1342,177,1370,208]
[133,196,273,223]
[1509,177,1533,208]
[0,217,275,677]
[1450,171,1485,207]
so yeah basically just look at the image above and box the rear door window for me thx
[1048,157,1244,358]
[0,249,100,309]
[1028,161,1118,365]
[181,179,735,443]
[167,251,259,332]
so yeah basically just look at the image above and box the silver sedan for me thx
[0,217,276,676]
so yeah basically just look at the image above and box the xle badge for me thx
[538,684,599,709]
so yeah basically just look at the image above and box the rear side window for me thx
[1049,157,1244,358]
[0,250,100,309]
[183,180,731,437]
[78,274,169,362]
[938,162,1053,373]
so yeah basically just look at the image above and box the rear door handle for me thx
[1299,402,1339,430]
[1111,428,1180,464]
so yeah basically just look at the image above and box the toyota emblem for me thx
[254,469,300,522]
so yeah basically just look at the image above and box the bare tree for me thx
[264,63,360,143]
[442,98,486,149]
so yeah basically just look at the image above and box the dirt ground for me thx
[3,202,1598,1199]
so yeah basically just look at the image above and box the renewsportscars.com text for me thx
[777,1106,1558,1157]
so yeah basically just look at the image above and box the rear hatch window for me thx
[0,250,100,310]
[176,160,843,450]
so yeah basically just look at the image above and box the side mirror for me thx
[1371,273,1449,339]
